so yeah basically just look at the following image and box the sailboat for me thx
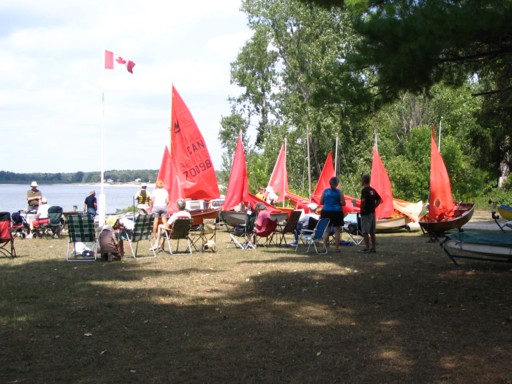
[157,85,220,225]
[419,125,474,235]
[221,135,287,227]
[311,151,360,213]
[371,146,423,231]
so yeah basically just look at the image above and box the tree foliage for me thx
[220,0,508,202]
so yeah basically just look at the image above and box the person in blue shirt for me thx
[320,176,346,253]
[83,190,97,220]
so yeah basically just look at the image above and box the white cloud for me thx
[0,0,252,173]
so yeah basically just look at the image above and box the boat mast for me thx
[169,83,173,155]
[438,116,443,152]
[334,134,339,176]
[306,124,311,200]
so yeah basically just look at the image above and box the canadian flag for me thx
[104,50,136,74]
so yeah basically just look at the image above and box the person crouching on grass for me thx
[358,174,382,254]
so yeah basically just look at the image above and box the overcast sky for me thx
[0,0,252,174]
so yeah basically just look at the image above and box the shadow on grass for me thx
[1,234,512,383]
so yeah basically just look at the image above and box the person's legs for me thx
[152,215,159,238]
[334,226,341,251]
[359,214,371,252]
[369,213,377,252]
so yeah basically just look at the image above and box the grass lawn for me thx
[1,214,512,383]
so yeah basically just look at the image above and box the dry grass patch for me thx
[1,221,512,383]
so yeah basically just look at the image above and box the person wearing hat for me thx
[27,181,42,211]
[83,190,97,220]
[135,183,151,214]
[291,203,320,246]
[26,197,50,238]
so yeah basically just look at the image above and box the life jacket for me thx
[137,189,150,205]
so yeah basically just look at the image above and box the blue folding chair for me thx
[295,218,330,254]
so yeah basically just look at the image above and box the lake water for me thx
[0,184,145,214]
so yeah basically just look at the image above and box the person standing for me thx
[320,176,346,253]
[83,190,97,220]
[27,181,42,212]
[358,174,382,254]
[135,183,151,214]
[150,180,169,242]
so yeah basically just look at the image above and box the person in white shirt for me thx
[27,197,50,238]
[292,203,320,245]
[265,186,278,205]
[153,199,192,251]
[150,180,169,239]
[166,199,192,227]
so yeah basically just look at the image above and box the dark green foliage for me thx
[0,170,158,184]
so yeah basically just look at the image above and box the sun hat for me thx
[41,197,48,204]
[31,181,38,187]
[307,203,318,211]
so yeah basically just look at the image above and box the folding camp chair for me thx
[160,218,193,254]
[270,209,302,246]
[253,217,278,247]
[341,213,363,245]
[228,212,257,249]
[119,214,156,259]
[190,218,217,252]
[34,206,64,238]
[66,214,97,262]
[0,212,16,258]
[295,218,330,254]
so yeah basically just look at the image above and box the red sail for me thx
[428,126,455,220]
[267,144,289,202]
[156,146,183,213]
[223,136,249,211]
[312,151,335,205]
[371,146,395,219]
[170,86,220,200]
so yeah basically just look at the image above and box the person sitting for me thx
[292,203,320,246]
[265,186,278,205]
[255,186,266,201]
[154,199,191,250]
[26,197,50,238]
[253,202,277,241]
[113,216,135,257]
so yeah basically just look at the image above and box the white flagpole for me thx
[98,52,107,227]
[98,92,106,227]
